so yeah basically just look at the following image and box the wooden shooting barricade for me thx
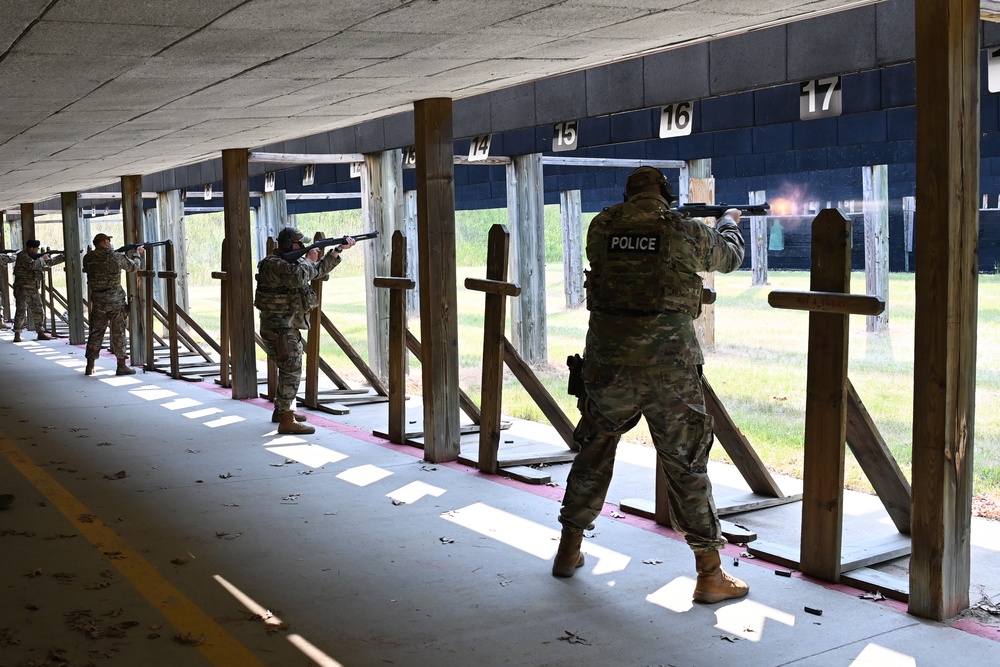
[372,230,485,446]
[746,209,912,601]
[462,224,578,481]
[129,239,225,381]
[616,287,800,544]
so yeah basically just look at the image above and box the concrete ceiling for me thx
[0,0,883,210]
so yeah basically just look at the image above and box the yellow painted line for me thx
[0,436,267,667]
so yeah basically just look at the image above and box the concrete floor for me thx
[1,331,999,667]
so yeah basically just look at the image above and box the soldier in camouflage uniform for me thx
[83,233,143,376]
[12,240,65,342]
[554,166,750,604]
[255,227,356,434]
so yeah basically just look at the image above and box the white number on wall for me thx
[800,77,842,120]
[552,121,578,152]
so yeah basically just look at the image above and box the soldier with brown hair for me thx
[554,166,750,604]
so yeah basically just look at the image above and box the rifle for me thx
[42,249,82,256]
[1,248,19,253]
[280,231,379,263]
[674,203,771,219]
[116,240,171,253]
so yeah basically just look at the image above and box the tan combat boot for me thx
[272,408,307,423]
[36,331,51,341]
[85,359,95,375]
[693,550,749,603]
[116,360,136,375]
[552,526,585,577]
[278,410,315,435]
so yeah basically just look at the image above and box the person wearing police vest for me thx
[11,240,65,342]
[82,233,144,376]
[554,166,749,604]
[255,227,356,434]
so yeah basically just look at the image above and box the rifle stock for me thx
[280,230,379,263]
[674,202,770,219]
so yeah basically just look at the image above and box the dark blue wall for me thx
[283,58,1000,272]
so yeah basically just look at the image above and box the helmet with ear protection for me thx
[625,166,674,202]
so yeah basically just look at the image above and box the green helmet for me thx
[625,166,673,201]
[276,226,305,250]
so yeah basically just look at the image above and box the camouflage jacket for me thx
[584,192,745,367]
[255,250,341,330]
[84,246,141,300]
[13,250,64,290]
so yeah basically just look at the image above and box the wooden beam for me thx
[845,379,912,534]
[121,175,145,366]
[249,151,365,164]
[749,190,768,286]
[362,149,404,384]
[414,98,461,462]
[221,148,258,400]
[689,163,715,351]
[560,190,585,309]
[768,291,885,316]
[474,224,513,474]
[799,209,852,581]
[506,154,547,365]
[19,203,35,244]
[60,192,86,345]
[862,165,889,333]
[910,0,979,620]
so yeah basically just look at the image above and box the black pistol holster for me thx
[567,354,585,398]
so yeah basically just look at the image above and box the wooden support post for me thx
[60,192,86,345]
[902,196,915,273]
[256,190,287,264]
[222,148,258,400]
[749,190,768,286]
[688,162,716,351]
[799,210,853,581]
[160,241,180,379]
[560,190,584,309]
[506,153,547,364]
[362,149,404,384]
[403,190,420,317]
[211,239,232,389]
[157,190,188,316]
[121,176,145,366]
[862,165,889,333]
[20,203,35,246]
[139,249,156,371]
[303,233,326,409]
[910,0,979,620]
[414,98,461,462]
[469,225,516,474]
[0,215,10,322]
[372,231,414,444]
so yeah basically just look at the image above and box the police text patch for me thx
[607,234,660,253]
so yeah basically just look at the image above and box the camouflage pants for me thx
[260,325,303,413]
[12,285,44,333]
[86,293,128,360]
[559,362,725,552]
